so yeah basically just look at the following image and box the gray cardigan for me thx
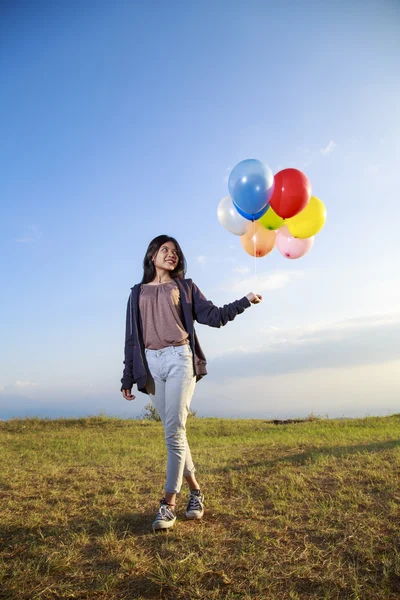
[121,278,251,393]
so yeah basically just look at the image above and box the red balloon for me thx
[269,168,312,219]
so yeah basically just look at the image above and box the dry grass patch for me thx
[0,415,400,599]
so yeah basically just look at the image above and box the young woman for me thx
[121,235,262,532]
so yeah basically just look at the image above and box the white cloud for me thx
[208,312,400,377]
[197,256,207,265]
[195,360,400,419]
[16,225,42,244]
[227,271,304,294]
[234,266,251,275]
[378,279,400,298]
[0,380,38,394]
[257,312,400,349]
[224,345,253,354]
[15,380,37,388]
[320,140,336,155]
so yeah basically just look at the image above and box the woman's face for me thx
[153,241,179,272]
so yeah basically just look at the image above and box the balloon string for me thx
[253,218,257,288]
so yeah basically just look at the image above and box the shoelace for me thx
[155,505,175,522]
[188,494,202,511]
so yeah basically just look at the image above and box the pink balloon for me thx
[276,226,314,259]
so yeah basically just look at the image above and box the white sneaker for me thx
[152,499,177,532]
[185,490,204,520]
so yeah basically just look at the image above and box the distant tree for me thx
[141,402,161,421]
[141,402,197,421]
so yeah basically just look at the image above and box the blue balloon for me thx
[233,201,269,221]
[228,159,275,216]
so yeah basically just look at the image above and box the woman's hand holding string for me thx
[246,292,262,304]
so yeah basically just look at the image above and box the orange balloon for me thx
[240,222,276,257]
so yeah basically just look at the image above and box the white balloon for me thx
[217,196,251,236]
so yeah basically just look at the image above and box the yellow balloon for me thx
[286,196,327,239]
[258,206,285,230]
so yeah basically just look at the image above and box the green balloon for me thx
[258,207,285,230]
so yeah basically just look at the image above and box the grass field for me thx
[1,414,400,599]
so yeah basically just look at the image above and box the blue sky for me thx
[1,0,399,420]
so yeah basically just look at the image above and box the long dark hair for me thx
[141,235,187,284]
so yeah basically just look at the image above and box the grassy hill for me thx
[1,415,400,599]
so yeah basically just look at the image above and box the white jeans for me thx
[145,345,197,494]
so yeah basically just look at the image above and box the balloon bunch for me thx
[218,159,326,259]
